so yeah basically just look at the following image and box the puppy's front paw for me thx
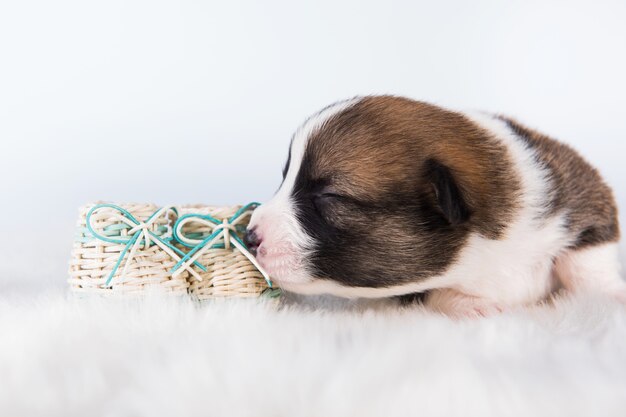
[426,289,503,319]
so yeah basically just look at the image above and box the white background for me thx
[1,0,625,289]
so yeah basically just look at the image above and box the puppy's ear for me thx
[424,159,471,225]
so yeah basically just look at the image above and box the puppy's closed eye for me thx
[312,193,342,215]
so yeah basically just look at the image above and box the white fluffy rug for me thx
[1,289,626,417]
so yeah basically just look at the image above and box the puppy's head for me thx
[247,96,516,297]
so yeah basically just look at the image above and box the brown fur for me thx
[307,96,520,239]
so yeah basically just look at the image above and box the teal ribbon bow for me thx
[171,202,273,287]
[86,204,206,286]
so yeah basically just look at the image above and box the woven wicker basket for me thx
[68,203,190,295]
[177,205,269,299]
[68,202,271,299]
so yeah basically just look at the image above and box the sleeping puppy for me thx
[245,95,625,316]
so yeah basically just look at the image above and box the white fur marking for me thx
[249,98,362,284]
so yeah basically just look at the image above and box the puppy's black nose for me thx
[244,227,262,255]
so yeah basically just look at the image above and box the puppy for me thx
[245,96,624,316]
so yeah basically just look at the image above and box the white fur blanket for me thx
[1,289,625,417]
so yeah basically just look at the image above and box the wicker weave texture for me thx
[68,203,268,298]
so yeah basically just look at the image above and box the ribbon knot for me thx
[212,219,237,249]
[171,203,272,287]
[86,204,206,286]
